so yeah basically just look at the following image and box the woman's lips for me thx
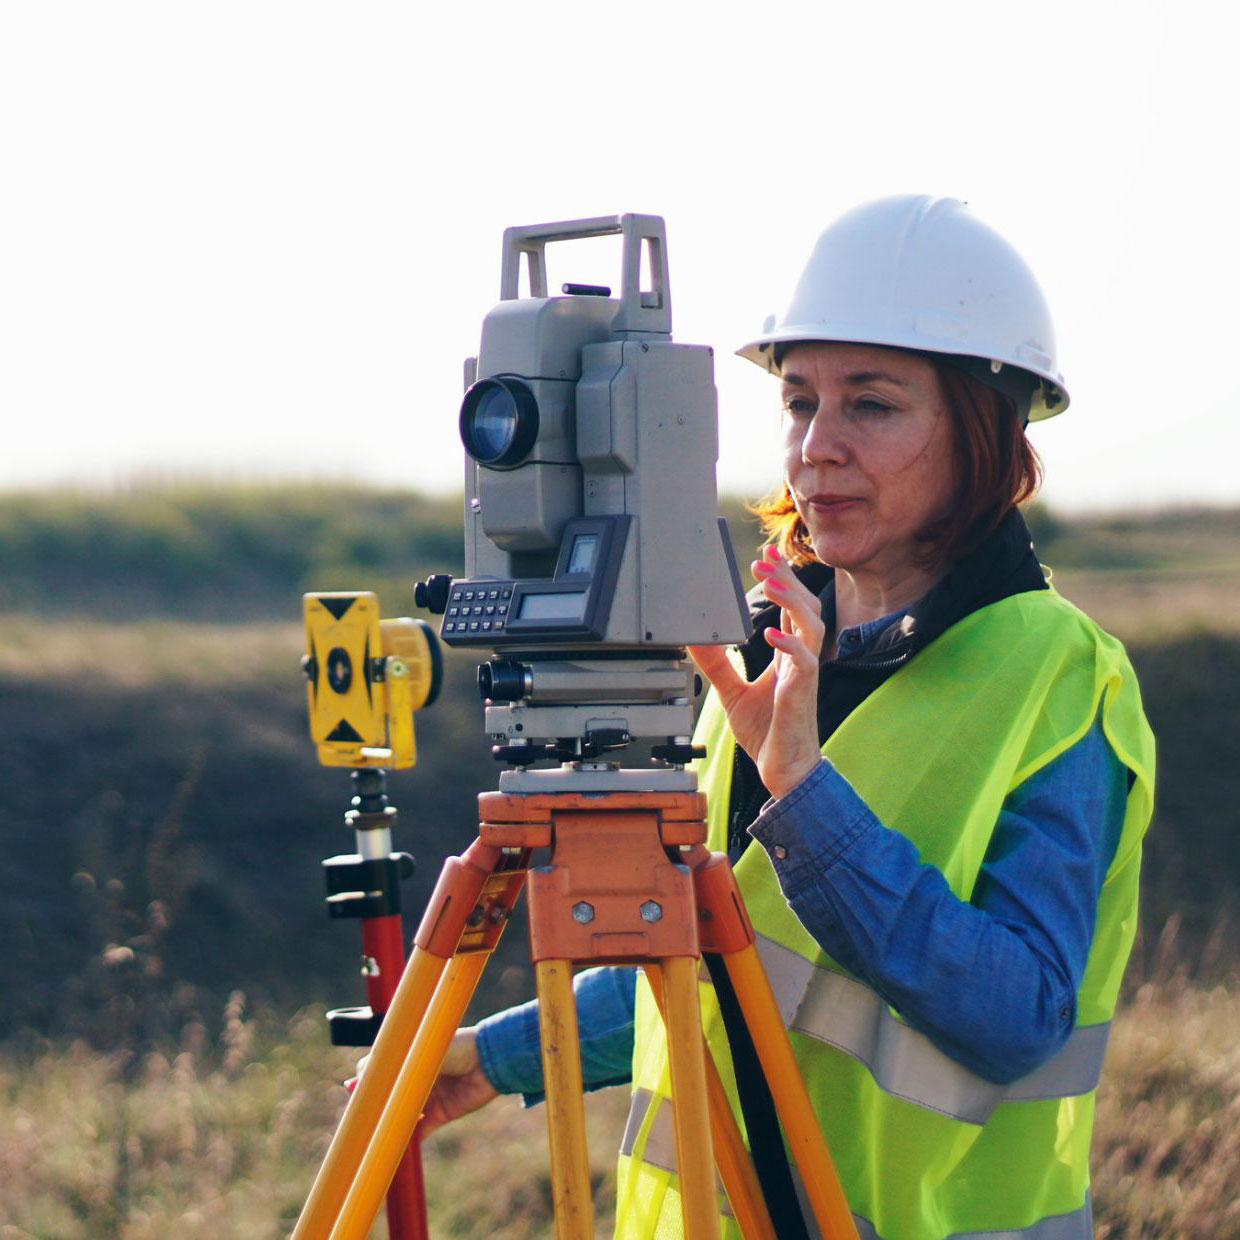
[806,494,863,513]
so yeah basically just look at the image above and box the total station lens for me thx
[471,386,518,458]
[460,378,539,468]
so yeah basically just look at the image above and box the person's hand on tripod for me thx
[688,545,825,800]
[414,1027,500,1138]
[350,1026,499,1138]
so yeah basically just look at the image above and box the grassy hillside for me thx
[0,485,465,621]
[3,482,1238,631]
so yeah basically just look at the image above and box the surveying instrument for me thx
[303,591,444,1239]
[293,216,858,1239]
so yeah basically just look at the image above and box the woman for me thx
[420,197,1155,1240]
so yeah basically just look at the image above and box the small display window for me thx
[517,590,588,621]
[567,533,598,575]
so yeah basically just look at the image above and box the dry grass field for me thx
[1,961,1236,1238]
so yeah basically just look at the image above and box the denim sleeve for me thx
[474,965,637,1105]
[747,714,1129,1084]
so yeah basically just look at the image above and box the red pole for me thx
[361,914,429,1240]
[324,768,432,1240]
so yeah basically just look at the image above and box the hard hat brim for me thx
[736,328,1070,422]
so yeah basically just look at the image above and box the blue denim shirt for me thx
[475,612,1129,1096]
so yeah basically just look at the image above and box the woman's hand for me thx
[413,1027,500,1139]
[688,545,826,800]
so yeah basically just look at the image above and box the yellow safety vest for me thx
[616,589,1155,1239]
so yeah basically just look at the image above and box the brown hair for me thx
[751,357,1042,568]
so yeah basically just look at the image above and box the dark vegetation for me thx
[0,485,464,621]
[1,485,1237,1051]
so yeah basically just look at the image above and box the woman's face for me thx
[780,342,958,582]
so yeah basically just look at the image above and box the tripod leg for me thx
[721,945,857,1240]
[645,967,777,1240]
[293,944,453,1240]
[331,951,490,1240]
[295,838,519,1240]
[659,956,723,1240]
[362,913,428,1240]
[536,960,594,1240]
[689,849,857,1240]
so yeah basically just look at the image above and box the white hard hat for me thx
[738,196,1069,421]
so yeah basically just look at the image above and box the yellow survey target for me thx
[303,592,442,769]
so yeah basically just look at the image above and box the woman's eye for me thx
[784,396,816,417]
[854,398,893,415]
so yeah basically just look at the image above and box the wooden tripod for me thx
[291,785,858,1240]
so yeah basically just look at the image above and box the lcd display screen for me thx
[517,590,588,621]
[567,533,598,575]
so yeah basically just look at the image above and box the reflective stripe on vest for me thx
[755,934,1110,1125]
[621,1087,1094,1240]
[618,1087,736,1221]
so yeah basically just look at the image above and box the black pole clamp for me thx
[326,1005,385,1047]
[322,852,415,919]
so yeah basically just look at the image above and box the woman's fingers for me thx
[765,617,819,672]
[752,547,825,660]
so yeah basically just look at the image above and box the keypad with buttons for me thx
[440,580,590,641]
[443,581,516,638]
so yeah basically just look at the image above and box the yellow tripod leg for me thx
[330,952,489,1240]
[645,967,776,1240]
[292,945,449,1240]
[536,960,594,1240]
[660,956,723,1240]
[723,946,858,1240]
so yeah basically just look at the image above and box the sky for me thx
[2,0,1237,513]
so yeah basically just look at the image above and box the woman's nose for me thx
[802,410,850,466]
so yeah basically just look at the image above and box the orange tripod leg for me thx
[331,952,490,1240]
[537,959,594,1240]
[292,838,523,1240]
[692,849,859,1240]
[659,955,723,1240]
[360,913,427,1240]
[293,945,452,1240]
[645,966,777,1240]
[722,945,856,1239]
